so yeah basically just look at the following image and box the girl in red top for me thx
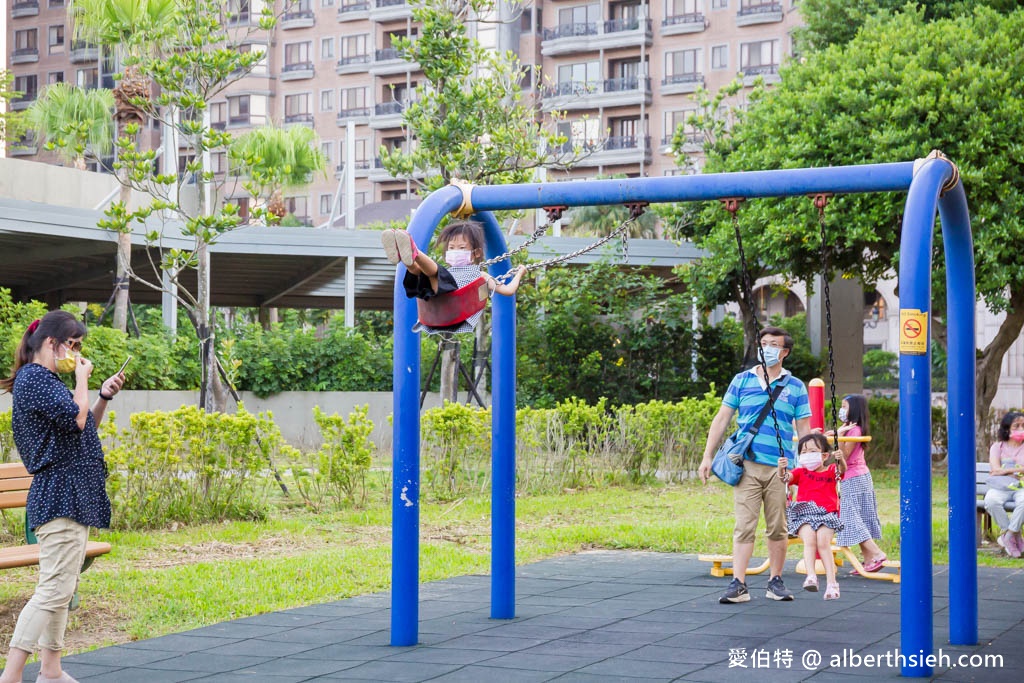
[779,433,846,600]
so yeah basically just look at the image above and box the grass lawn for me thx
[0,468,1009,661]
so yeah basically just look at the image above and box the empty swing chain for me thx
[491,203,644,285]
[721,198,786,464]
[479,206,564,270]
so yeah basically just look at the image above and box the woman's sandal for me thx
[824,583,840,600]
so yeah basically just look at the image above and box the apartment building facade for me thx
[7,0,802,225]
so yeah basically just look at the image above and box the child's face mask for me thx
[798,451,823,470]
[838,407,849,423]
[445,249,473,267]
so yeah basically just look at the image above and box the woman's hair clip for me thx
[27,319,40,335]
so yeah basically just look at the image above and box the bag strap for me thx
[746,375,789,436]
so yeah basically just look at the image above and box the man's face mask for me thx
[445,249,473,267]
[759,345,782,367]
[799,451,824,470]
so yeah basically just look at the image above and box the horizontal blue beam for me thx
[467,163,916,211]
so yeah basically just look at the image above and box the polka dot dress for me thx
[11,364,111,530]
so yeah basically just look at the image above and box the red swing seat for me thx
[417,277,490,328]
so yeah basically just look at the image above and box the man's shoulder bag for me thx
[711,377,788,486]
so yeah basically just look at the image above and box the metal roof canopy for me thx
[0,197,701,309]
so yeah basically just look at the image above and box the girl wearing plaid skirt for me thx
[780,433,846,600]
[831,394,887,572]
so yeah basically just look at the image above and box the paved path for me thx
[24,552,1024,681]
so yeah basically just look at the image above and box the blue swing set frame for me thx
[390,156,976,678]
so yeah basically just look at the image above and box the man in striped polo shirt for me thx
[699,326,811,604]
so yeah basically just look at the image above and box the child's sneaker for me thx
[765,575,794,601]
[381,229,401,264]
[802,575,819,592]
[824,582,840,600]
[393,229,418,267]
[719,578,750,604]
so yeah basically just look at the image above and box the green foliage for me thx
[766,312,823,382]
[27,82,116,166]
[100,405,277,529]
[0,411,13,464]
[381,0,574,192]
[864,349,899,389]
[290,406,373,510]
[0,289,48,380]
[421,401,491,500]
[0,70,27,144]
[863,396,948,468]
[794,0,1016,52]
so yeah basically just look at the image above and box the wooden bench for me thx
[977,461,1017,544]
[0,462,111,570]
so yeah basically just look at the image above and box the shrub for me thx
[420,401,491,500]
[100,406,278,529]
[291,405,374,510]
[0,411,13,464]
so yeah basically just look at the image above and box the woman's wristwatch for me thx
[99,390,114,401]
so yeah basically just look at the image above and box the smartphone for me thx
[117,356,133,375]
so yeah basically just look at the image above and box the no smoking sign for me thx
[899,309,929,355]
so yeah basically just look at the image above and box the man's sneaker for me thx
[765,575,794,601]
[719,578,750,604]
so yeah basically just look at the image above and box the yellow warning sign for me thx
[899,309,929,355]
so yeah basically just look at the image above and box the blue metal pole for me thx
[897,158,954,677]
[938,182,977,645]
[475,211,517,619]
[465,163,915,211]
[391,186,463,646]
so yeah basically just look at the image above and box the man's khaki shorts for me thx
[734,460,788,543]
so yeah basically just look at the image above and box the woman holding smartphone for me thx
[0,311,125,683]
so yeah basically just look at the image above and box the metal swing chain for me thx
[814,193,843,498]
[814,194,840,453]
[722,199,786,465]
[479,206,564,270]
[491,203,644,285]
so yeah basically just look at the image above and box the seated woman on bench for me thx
[382,220,527,335]
[780,433,846,601]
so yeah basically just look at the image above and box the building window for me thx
[48,0,65,6]
[319,194,332,215]
[382,189,413,201]
[556,118,601,151]
[665,49,701,81]
[48,26,65,55]
[711,44,728,69]
[228,95,251,125]
[285,93,312,123]
[227,0,252,24]
[321,37,334,60]
[339,86,367,112]
[664,109,698,146]
[355,191,367,208]
[210,152,227,174]
[740,39,780,73]
[237,43,268,75]
[320,89,334,112]
[210,102,227,128]
[322,0,335,5]
[14,75,38,103]
[320,141,332,164]
[711,0,727,7]
[341,34,368,60]
[285,196,309,222]
[557,4,600,26]
[284,41,312,69]
[556,61,600,89]
[47,71,64,85]
[77,68,99,89]
[666,0,699,15]
[15,29,39,54]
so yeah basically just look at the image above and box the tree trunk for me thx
[197,242,223,412]
[112,195,132,333]
[976,288,1024,427]
[439,338,459,404]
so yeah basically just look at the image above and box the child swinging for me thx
[382,221,527,335]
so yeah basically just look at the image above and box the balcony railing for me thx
[69,41,98,63]
[12,48,39,64]
[661,132,702,149]
[738,1,782,16]
[11,91,38,110]
[337,107,371,122]
[281,8,315,28]
[377,0,405,7]
[603,135,649,151]
[604,17,647,34]
[285,113,314,126]
[662,13,704,26]
[741,64,779,76]
[227,11,251,25]
[374,101,404,116]
[337,54,370,67]
[375,47,402,61]
[281,62,314,80]
[662,72,702,86]
[229,115,251,126]
[604,76,646,92]
[12,0,40,17]
[337,0,369,16]
[541,22,598,40]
